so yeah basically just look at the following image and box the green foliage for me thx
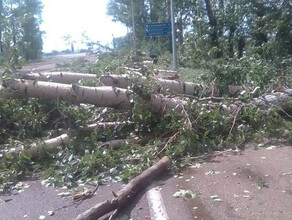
[0,153,32,189]
[56,57,101,76]
[0,46,24,73]
[0,98,48,144]
[95,51,134,73]
[0,0,43,70]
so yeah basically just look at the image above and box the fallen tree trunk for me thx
[99,74,132,88]
[4,80,292,116]
[100,74,203,96]
[22,72,97,84]
[75,156,171,220]
[2,79,132,109]
[254,89,292,112]
[7,134,69,159]
[1,79,184,114]
[149,94,185,114]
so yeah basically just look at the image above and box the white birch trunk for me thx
[100,74,202,96]
[22,72,97,84]
[2,79,132,109]
[7,134,70,159]
[1,79,185,113]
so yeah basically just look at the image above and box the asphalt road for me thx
[1,144,292,220]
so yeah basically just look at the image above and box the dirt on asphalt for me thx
[176,143,292,220]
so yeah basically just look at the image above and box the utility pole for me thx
[131,0,137,55]
[170,0,177,70]
[0,0,3,53]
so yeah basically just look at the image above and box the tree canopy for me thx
[0,0,43,70]
[107,0,292,57]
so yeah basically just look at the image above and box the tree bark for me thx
[7,134,69,159]
[0,0,3,53]
[22,72,97,84]
[237,36,245,58]
[1,79,185,114]
[228,25,236,58]
[75,156,171,220]
[2,79,132,109]
[204,0,219,52]
[254,89,292,113]
[100,75,203,96]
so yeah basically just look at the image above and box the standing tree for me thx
[0,0,3,53]
[21,0,43,60]
[63,34,76,53]
[0,0,43,72]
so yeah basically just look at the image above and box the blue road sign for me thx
[145,23,172,37]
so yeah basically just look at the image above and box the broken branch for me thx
[75,156,171,220]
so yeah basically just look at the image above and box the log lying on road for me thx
[7,134,69,159]
[2,79,132,109]
[75,156,171,220]
[100,74,202,96]
[22,72,97,84]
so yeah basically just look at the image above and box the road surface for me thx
[1,144,292,220]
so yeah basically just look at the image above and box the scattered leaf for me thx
[173,189,196,199]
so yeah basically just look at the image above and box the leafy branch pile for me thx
[1,51,292,194]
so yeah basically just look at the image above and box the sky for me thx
[41,0,128,52]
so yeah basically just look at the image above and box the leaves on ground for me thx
[173,189,197,199]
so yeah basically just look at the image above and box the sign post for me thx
[145,23,171,37]
[145,0,177,70]
[131,0,137,55]
[170,0,177,70]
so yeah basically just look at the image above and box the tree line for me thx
[0,0,43,69]
[107,0,292,60]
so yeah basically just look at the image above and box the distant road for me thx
[18,53,96,74]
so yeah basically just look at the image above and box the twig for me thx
[211,77,217,97]
[194,96,239,103]
[156,131,179,156]
[183,149,237,161]
[176,93,240,103]
[108,209,120,220]
[74,182,100,207]
[181,104,192,130]
[52,183,100,212]
[228,106,242,137]
[56,97,68,118]
[281,109,292,119]
[124,158,143,162]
